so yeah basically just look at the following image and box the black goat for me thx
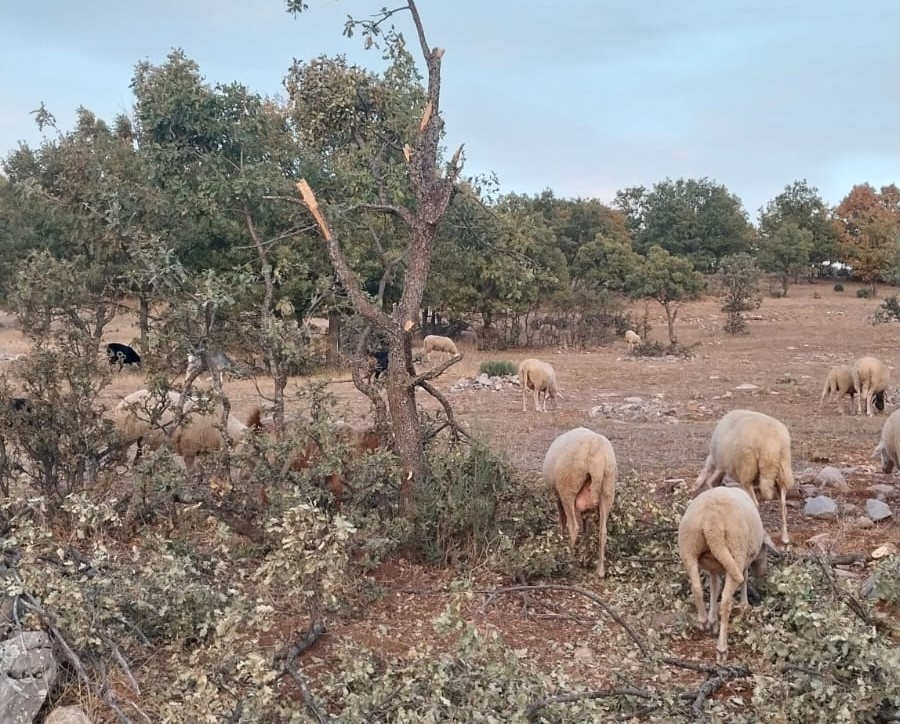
[106,342,142,369]
[367,349,389,382]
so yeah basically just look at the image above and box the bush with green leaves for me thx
[857,287,873,298]
[833,283,845,292]
[719,252,762,334]
[478,359,517,377]
[736,559,900,722]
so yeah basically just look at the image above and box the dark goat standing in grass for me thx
[106,342,141,370]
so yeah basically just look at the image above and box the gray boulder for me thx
[803,495,839,519]
[865,498,893,523]
[0,631,58,724]
[813,466,849,493]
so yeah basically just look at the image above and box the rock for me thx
[734,383,759,390]
[475,373,490,385]
[573,646,594,662]
[803,495,838,519]
[45,706,93,724]
[797,467,819,485]
[0,631,58,724]
[872,543,898,558]
[800,484,819,498]
[868,483,896,498]
[854,516,875,529]
[865,499,893,522]
[813,466,849,492]
[623,396,643,404]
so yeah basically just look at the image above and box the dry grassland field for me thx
[1,282,899,718]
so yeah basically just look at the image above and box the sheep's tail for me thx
[820,376,832,406]
[704,524,744,584]
[587,446,615,501]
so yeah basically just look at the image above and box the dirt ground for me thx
[1,282,898,709]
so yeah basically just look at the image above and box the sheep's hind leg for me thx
[715,574,741,665]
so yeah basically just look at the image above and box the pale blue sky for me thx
[1,1,897,219]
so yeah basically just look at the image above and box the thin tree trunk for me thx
[326,309,341,367]
[138,292,150,352]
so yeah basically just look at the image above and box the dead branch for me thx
[418,379,470,441]
[20,594,133,724]
[812,553,872,625]
[476,585,649,657]
[526,686,653,721]
[408,354,462,386]
[690,666,750,723]
[281,621,330,724]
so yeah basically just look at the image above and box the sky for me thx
[1,1,898,221]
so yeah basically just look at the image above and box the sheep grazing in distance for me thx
[678,486,770,664]
[820,365,857,415]
[543,427,617,577]
[873,409,900,474]
[693,409,794,545]
[172,413,249,470]
[518,358,559,412]
[106,342,141,370]
[852,356,889,417]
[624,329,641,352]
[423,335,459,362]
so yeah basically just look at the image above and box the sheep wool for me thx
[518,358,559,412]
[678,486,768,664]
[852,356,890,417]
[820,365,856,415]
[543,427,617,577]
[693,408,794,544]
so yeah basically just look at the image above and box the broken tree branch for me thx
[526,686,653,721]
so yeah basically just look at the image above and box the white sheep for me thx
[518,358,559,412]
[172,413,249,469]
[693,408,794,545]
[873,409,900,474]
[423,335,459,362]
[678,486,769,664]
[624,329,641,352]
[852,356,889,417]
[820,365,856,415]
[543,427,617,577]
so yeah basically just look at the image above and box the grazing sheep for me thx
[543,427,617,577]
[624,329,641,352]
[423,335,459,362]
[693,409,794,545]
[172,414,249,469]
[873,409,900,474]
[518,358,559,412]
[820,365,857,415]
[106,342,141,370]
[852,356,889,417]
[678,486,769,664]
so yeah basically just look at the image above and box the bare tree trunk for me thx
[138,292,150,353]
[326,309,341,367]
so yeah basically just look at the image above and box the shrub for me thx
[478,359,517,377]
[719,253,762,334]
[410,439,515,564]
[857,287,873,298]
[872,295,900,325]
[834,283,845,292]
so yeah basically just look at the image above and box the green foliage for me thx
[739,560,900,722]
[627,245,706,344]
[478,359,517,377]
[757,219,814,296]
[857,287,873,298]
[616,177,752,272]
[718,252,762,334]
[873,294,900,324]
[410,440,514,564]
[833,283,845,292]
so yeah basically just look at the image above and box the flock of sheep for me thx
[101,331,894,664]
[534,342,893,664]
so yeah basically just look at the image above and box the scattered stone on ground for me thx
[803,495,839,519]
[865,498,893,522]
[813,466,849,492]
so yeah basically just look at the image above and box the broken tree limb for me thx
[526,686,653,721]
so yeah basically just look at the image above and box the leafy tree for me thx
[627,245,705,346]
[718,252,761,334]
[833,183,900,295]
[757,179,838,276]
[571,235,642,294]
[291,2,464,502]
[757,220,814,296]
[615,177,751,272]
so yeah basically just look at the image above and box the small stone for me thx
[803,495,839,519]
[865,499,893,522]
[623,396,643,404]
[797,467,819,485]
[800,484,819,498]
[734,383,759,390]
[573,646,594,662]
[872,543,898,558]
[868,483,895,497]
[855,516,875,529]
[46,706,93,724]
[805,532,833,553]
[814,466,849,492]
